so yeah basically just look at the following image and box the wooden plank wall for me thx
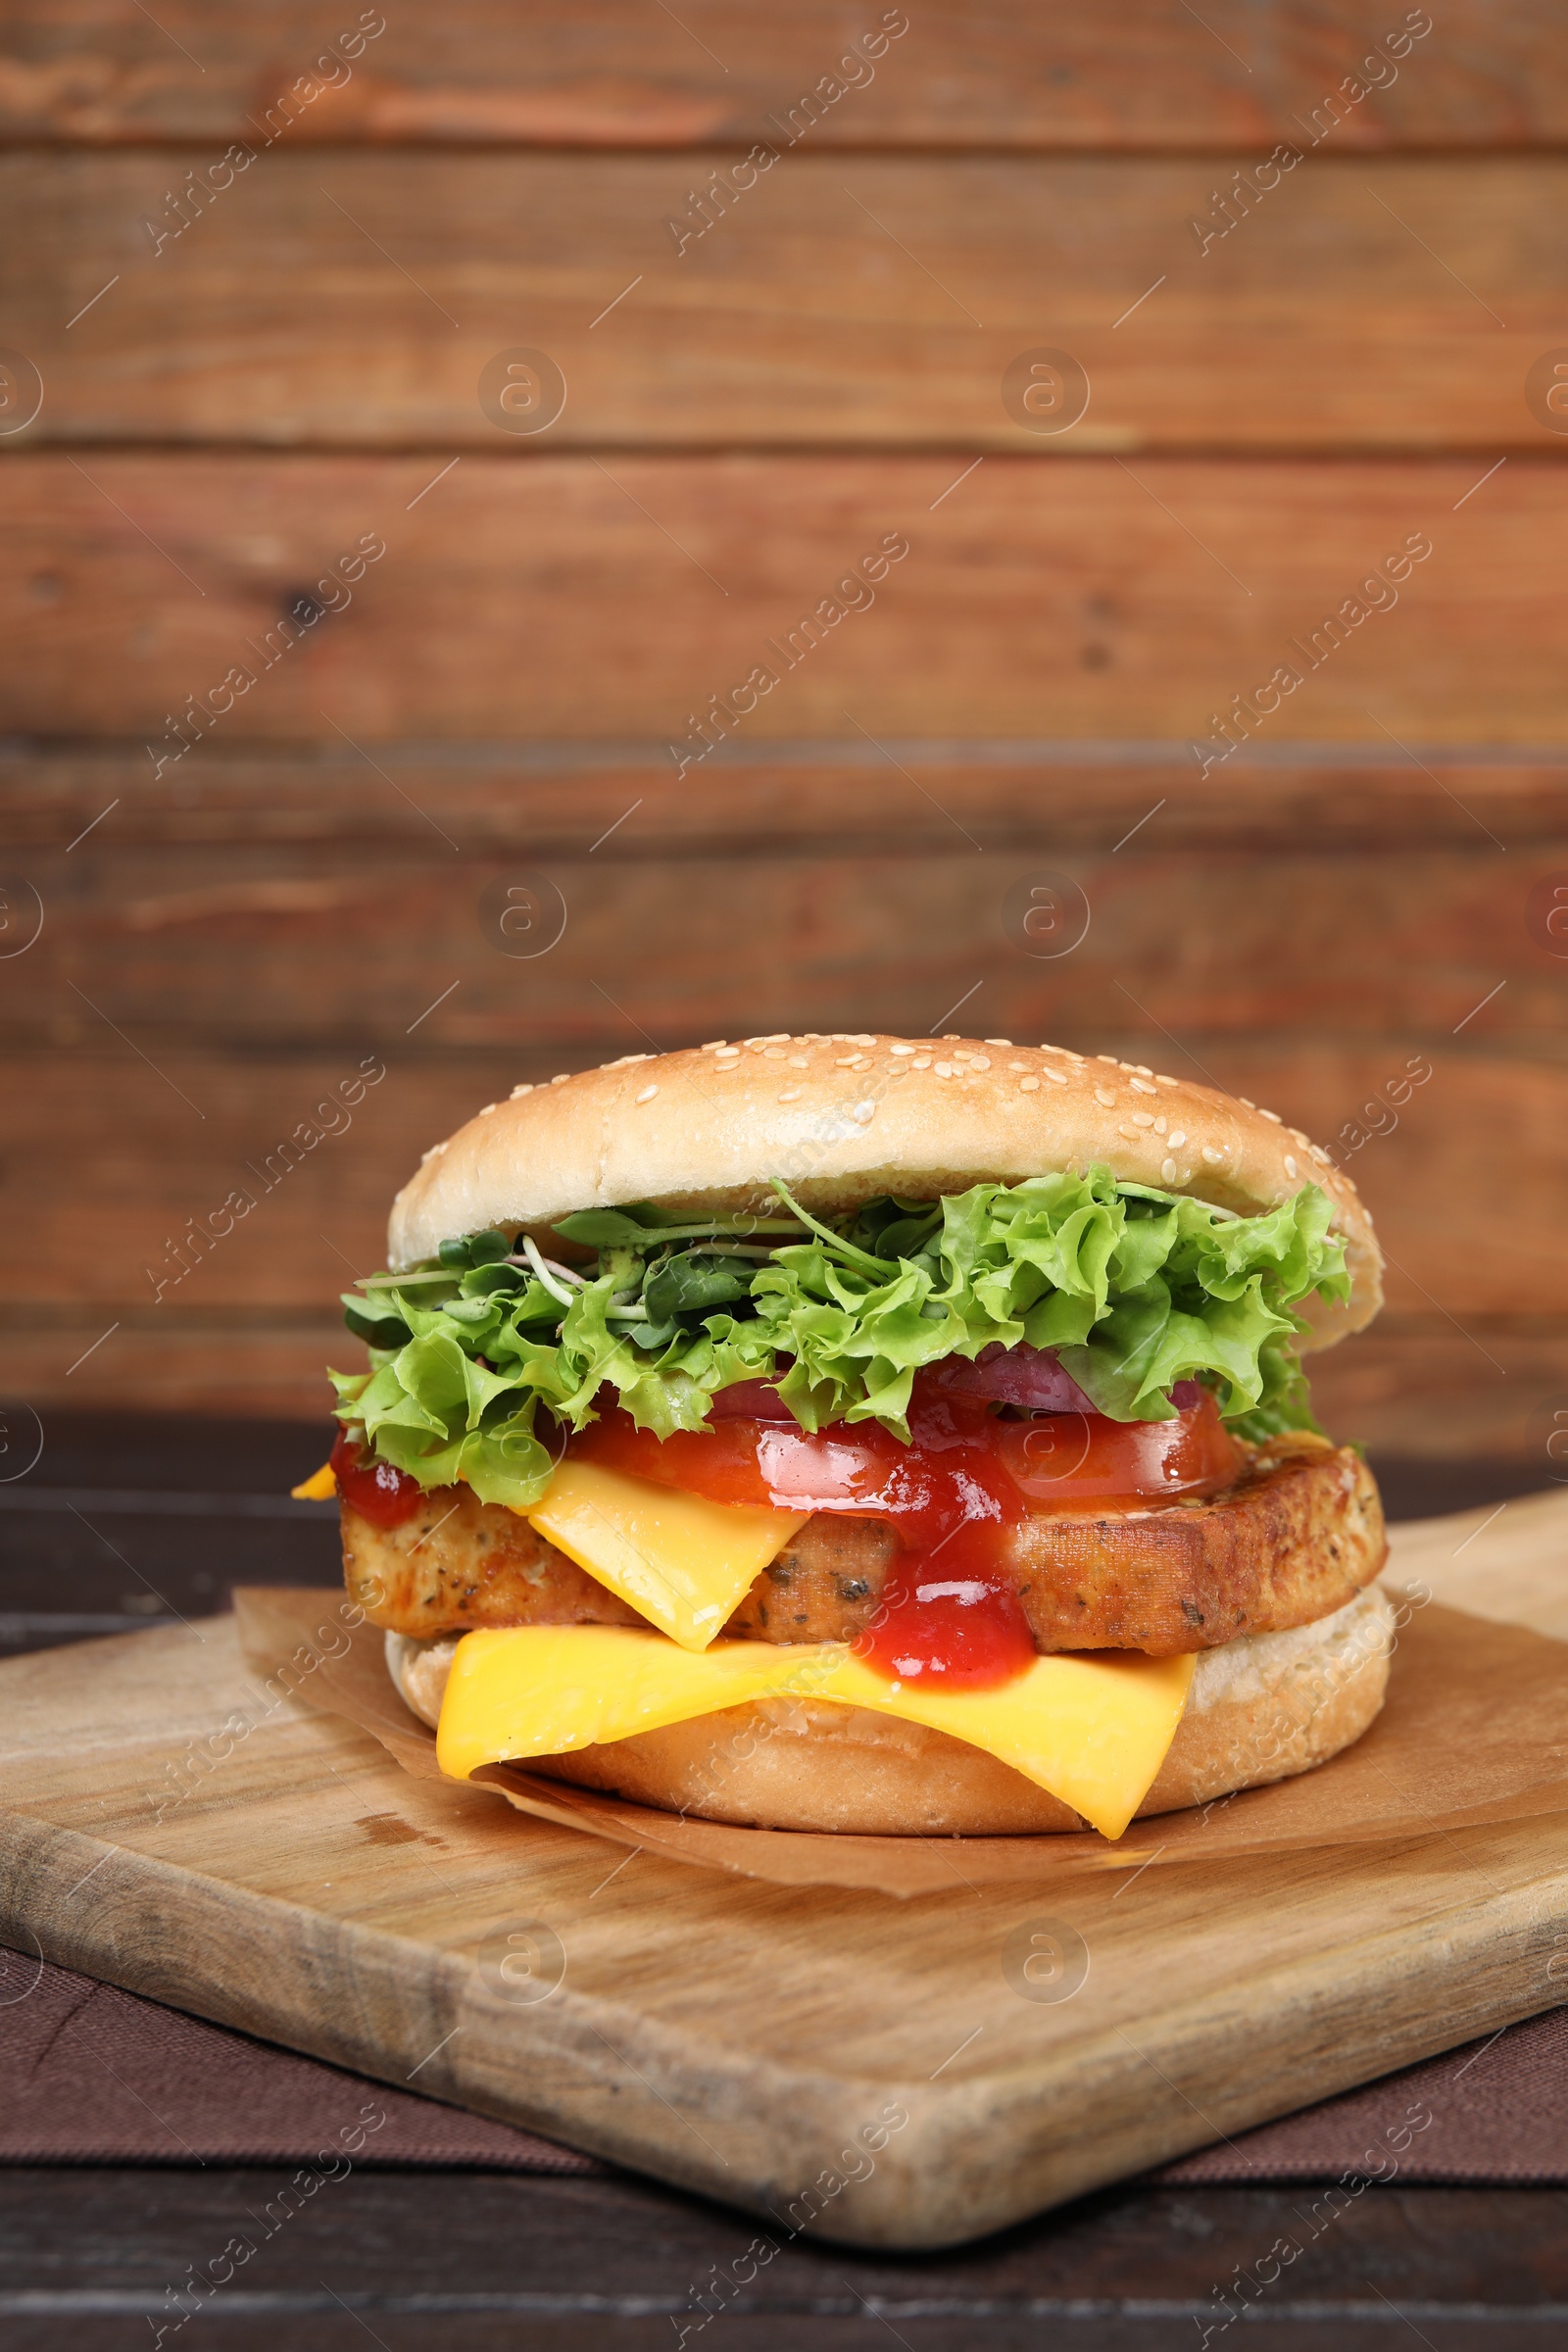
[2,1,1565,1462]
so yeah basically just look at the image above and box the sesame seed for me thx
[969,1054,991,1071]
[1284,1153,1298,1178]
[1155,1074,1178,1087]
[890,1043,915,1056]
[985,1038,1012,1047]
[778,1088,804,1102]
[1117,1126,1137,1140]
[1161,1156,1179,1182]
[850,1033,876,1046]
[1168,1128,1186,1148]
[763,1033,790,1043]
[911,1054,932,1069]
[1201,1146,1224,1165]
[714,1047,741,1060]
[942,1034,961,1042]
[1309,1145,1331,1165]
[700,1040,726,1050]
[1153,1116,1167,1136]
[788,1054,808,1068]
[1259,1107,1283,1124]
[1041,1065,1068,1085]
[477,1102,497,1117]
[935,1062,956,1079]
[1133,1065,1153,1078]
[1239,1097,1256,1109]
[1097,1054,1119,1065]
[551,1074,570,1085]
[1094,1088,1116,1107]
[1131,1111,1154,1128]
[763,1048,786,1059]
[635,1085,659,1103]
[1008,1060,1028,1071]
[1019,1076,1040,1093]
[834,1054,859,1067]
[510,1083,534,1098]
[853,1100,875,1123]
[1129,1077,1156,1096]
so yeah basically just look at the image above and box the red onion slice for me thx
[707,1377,800,1424]
[931,1343,1097,1411]
[937,1348,1204,1416]
[709,1359,1203,1423]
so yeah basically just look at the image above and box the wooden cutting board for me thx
[1,1500,1566,2251]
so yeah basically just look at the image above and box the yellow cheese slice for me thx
[436,1624,1194,1841]
[436,1625,832,1780]
[818,1647,1194,1841]
[291,1461,337,1500]
[524,1460,808,1653]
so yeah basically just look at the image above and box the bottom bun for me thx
[386,1583,1395,1836]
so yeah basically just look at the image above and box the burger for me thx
[303,1034,1391,1842]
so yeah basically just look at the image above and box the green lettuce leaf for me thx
[331,1167,1348,1499]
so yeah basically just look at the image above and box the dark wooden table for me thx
[1,1418,1562,2350]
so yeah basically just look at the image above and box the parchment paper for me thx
[234,1586,1568,1898]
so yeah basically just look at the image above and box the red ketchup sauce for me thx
[330,1429,433,1530]
[568,1374,1241,1692]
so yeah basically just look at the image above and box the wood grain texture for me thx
[0,1319,351,1422]
[0,1565,1565,2245]
[5,742,1568,854]
[1,453,1563,741]
[4,837,1554,1045]
[3,2175,1567,2350]
[1390,1488,1568,1642]
[0,2,1554,150]
[8,153,1559,451]
[1306,1324,1568,1463]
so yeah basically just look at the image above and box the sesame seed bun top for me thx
[386,1034,1382,1350]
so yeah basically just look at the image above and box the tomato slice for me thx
[988,1396,1241,1506]
[570,1411,919,1513]
[570,1376,1240,1516]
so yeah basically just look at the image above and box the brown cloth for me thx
[0,1956,597,2172]
[1152,2001,1568,2185]
[2,1953,1563,2183]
